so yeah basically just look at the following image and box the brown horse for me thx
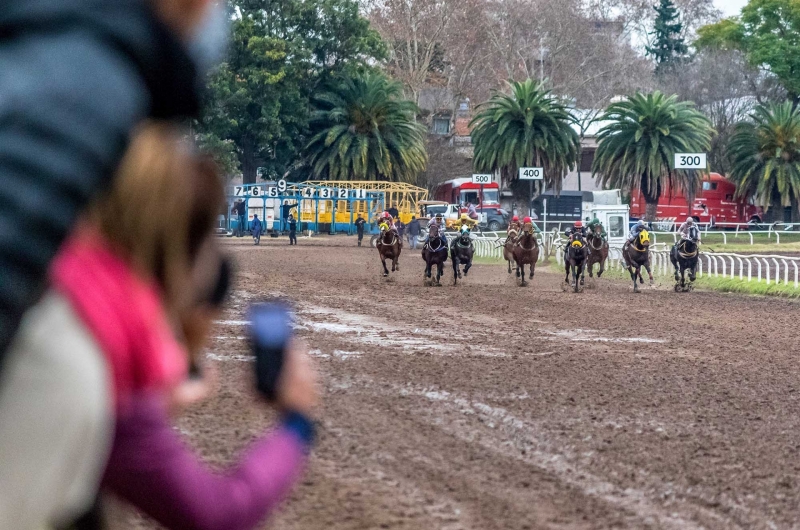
[421,223,448,285]
[585,226,609,278]
[622,229,653,293]
[503,227,520,274]
[377,225,402,277]
[512,226,539,286]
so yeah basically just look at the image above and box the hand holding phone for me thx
[248,302,320,415]
[249,303,291,401]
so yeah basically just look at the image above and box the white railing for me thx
[647,230,798,245]
[695,252,800,287]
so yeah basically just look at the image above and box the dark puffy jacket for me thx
[0,0,200,361]
[407,219,421,236]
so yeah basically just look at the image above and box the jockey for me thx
[564,220,584,241]
[508,215,521,232]
[585,217,606,241]
[380,211,395,229]
[457,213,477,232]
[424,213,447,248]
[515,216,541,243]
[677,216,700,242]
[624,219,648,250]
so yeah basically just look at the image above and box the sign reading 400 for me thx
[519,167,543,180]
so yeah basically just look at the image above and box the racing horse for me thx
[622,229,653,293]
[503,226,520,274]
[585,226,609,278]
[421,223,448,285]
[377,224,402,277]
[670,232,700,292]
[564,232,588,292]
[450,227,474,286]
[512,225,539,286]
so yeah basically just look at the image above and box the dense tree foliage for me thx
[593,91,713,221]
[304,73,427,182]
[198,0,385,183]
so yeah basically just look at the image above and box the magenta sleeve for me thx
[102,392,308,530]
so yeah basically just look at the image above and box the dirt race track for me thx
[114,236,800,530]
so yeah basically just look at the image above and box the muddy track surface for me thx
[113,236,800,530]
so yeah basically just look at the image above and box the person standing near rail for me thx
[288,214,298,246]
[355,214,366,247]
[236,200,247,237]
[407,216,421,249]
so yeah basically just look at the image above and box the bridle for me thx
[518,231,538,251]
[588,233,603,251]
[677,239,698,258]
[381,230,398,247]
[630,234,649,253]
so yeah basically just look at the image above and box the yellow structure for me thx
[303,181,429,224]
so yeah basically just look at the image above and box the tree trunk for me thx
[241,135,257,184]
[640,172,661,222]
[644,200,658,222]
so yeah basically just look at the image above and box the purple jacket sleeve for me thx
[102,393,309,530]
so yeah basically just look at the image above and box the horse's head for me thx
[429,224,440,238]
[638,229,651,248]
[570,236,586,256]
[379,222,389,233]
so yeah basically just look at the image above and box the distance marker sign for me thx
[519,167,544,180]
[472,174,492,184]
[674,153,707,169]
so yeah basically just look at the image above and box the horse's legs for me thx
[515,260,521,278]
[579,262,585,285]
[587,260,594,278]
[519,263,526,285]
[644,262,654,284]
[598,256,605,278]
[425,260,432,278]
[437,261,444,285]
[507,257,512,274]
[564,261,570,283]
[451,253,459,283]
[529,261,534,279]
[463,256,471,276]
[381,256,389,276]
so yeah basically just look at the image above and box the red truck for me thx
[434,178,501,208]
[630,172,762,226]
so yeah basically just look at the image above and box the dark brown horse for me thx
[622,229,653,293]
[586,226,609,278]
[512,226,539,286]
[421,223,448,285]
[377,225,402,277]
[503,227,520,274]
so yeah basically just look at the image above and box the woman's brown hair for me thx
[88,121,224,314]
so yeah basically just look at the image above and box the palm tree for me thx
[728,102,800,221]
[304,73,427,182]
[470,79,580,195]
[592,91,713,221]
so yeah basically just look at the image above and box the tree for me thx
[646,0,689,75]
[470,79,580,198]
[592,91,713,221]
[304,73,427,182]
[198,0,384,183]
[657,48,783,175]
[728,102,800,221]
[696,0,800,102]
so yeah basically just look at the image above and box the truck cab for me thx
[582,206,629,247]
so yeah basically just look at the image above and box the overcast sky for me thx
[714,0,747,17]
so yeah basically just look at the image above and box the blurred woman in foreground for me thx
[0,122,318,530]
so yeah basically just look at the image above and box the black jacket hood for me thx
[0,0,200,118]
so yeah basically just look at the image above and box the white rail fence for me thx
[648,230,798,245]
[540,237,800,288]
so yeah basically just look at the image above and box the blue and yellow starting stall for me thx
[226,180,427,235]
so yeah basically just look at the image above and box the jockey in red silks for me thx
[508,215,521,232]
